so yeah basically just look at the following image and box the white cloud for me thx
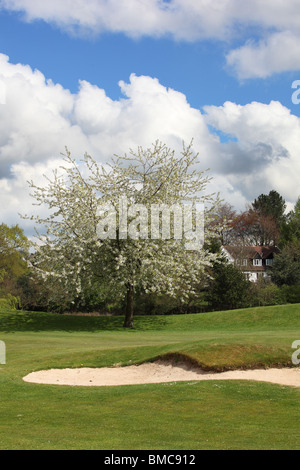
[0,53,300,236]
[2,0,300,78]
[0,54,218,233]
[204,100,300,204]
[0,158,68,235]
[0,53,88,176]
[226,32,300,79]
[0,0,299,40]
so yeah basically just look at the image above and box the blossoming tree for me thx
[26,142,220,327]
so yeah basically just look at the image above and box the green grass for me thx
[0,304,300,450]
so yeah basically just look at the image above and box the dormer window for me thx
[253,259,262,266]
[236,259,248,266]
[266,259,273,266]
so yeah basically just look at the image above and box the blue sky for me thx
[0,8,297,110]
[0,0,300,235]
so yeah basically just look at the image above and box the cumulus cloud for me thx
[0,0,237,39]
[226,31,300,79]
[2,0,300,80]
[0,159,67,234]
[1,0,299,38]
[0,53,300,235]
[0,53,89,177]
[0,53,214,171]
[204,100,300,203]
[0,54,218,232]
[73,75,216,160]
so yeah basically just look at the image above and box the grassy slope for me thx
[0,304,300,450]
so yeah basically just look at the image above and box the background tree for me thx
[227,191,286,247]
[26,142,220,327]
[252,190,286,225]
[229,209,258,246]
[207,261,250,310]
[280,197,300,246]
[207,202,237,245]
[250,190,286,246]
[269,196,300,288]
[271,242,300,286]
[0,223,30,300]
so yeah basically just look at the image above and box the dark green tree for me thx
[208,261,250,310]
[280,197,300,246]
[271,242,300,286]
[250,190,286,246]
[252,190,286,224]
[0,223,30,299]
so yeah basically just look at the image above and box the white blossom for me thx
[24,142,221,325]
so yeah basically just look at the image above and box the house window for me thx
[237,259,248,266]
[266,259,273,266]
[253,259,262,266]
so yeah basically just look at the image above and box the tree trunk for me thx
[123,283,134,328]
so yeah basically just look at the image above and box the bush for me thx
[257,283,287,306]
[208,262,251,310]
[271,243,300,286]
[248,279,287,307]
[0,294,20,312]
[280,284,300,304]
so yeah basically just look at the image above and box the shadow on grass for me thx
[0,310,169,333]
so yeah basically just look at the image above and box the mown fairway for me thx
[0,304,300,450]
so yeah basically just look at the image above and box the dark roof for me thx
[223,245,279,260]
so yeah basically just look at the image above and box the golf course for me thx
[1,303,300,450]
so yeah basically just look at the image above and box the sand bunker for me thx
[23,361,300,388]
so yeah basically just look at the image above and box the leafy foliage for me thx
[207,261,251,310]
[0,223,30,304]
[271,242,300,286]
[24,142,221,326]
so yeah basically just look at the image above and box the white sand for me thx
[22,361,300,387]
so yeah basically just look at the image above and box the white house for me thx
[221,245,279,282]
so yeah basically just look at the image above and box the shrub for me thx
[208,262,251,310]
[0,294,20,312]
[257,283,287,306]
[280,283,300,304]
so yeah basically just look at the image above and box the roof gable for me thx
[222,245,279,260]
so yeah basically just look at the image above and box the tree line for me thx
[0,143,299,324]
